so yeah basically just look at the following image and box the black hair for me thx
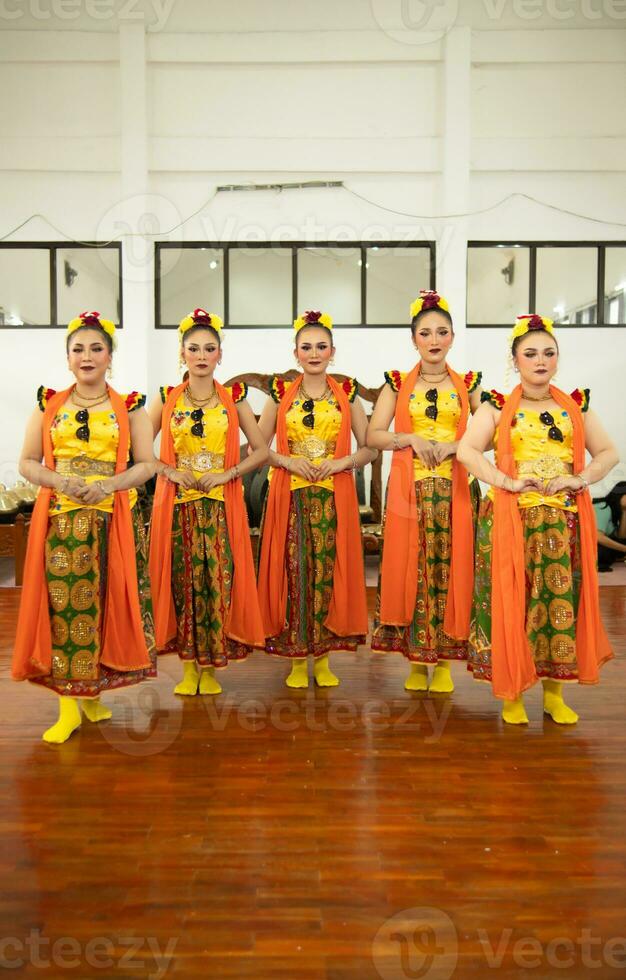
[593,481,626,530]
[295,324,334,345]
[410,306,453,338]
[181,324,222,347]
[511,328,559,358]
[66,324,113,354]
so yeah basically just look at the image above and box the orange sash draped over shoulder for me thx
[12,386,151,680]
[257,374,368,639]
[379,363,475,636]
[491,384,613,700]
[149,380,265,650]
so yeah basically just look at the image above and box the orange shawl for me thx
[491,384,613,700]
[149,380,265,650]
[12,386,151,681]
[257,374,368,639]
[379,362,475,636]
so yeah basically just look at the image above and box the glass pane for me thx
[366,246,431,324]
[604,247,626,324]
[57,248,120,327]
[467,246,530,325]
[0,248,50,325]
[229,247,292,326]
[159,248,224,326]
[536,247,597,325]
[298,247,361,325]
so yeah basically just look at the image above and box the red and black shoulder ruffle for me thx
[384,370,406,393]
[464,370,482,393]
[570,388,590,413]
[227,381,248,404]
[124,391,146,412]
[269,375,292,403]
[160,385,176,404]
[481,389,506,411]
[37,386,57,412]
[341,377,358,403]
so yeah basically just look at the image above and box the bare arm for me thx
[596,530,626,554]
[544,409,620,497]
[257,395,318,483]
[234,401,269,476]
[457,403,540,494]
[315,397,377,480]
[19,409,68,491]
[147,393,163,440]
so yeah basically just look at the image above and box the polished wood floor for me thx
[1,586,624,979]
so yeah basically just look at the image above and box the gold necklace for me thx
[72,392,109,409]
[73,385,108,401]
[420,373,448,383]
[521,388,551,402]
[187,386,219,408]
[301,382,330,402]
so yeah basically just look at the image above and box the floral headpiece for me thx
[410,290,450,319]
[179,308,223,337]
[509,313,555,345]
[67,311,116,349]
[293,310,333,335]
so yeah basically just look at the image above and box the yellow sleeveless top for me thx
[162,383,247,504]
[269,375,358,492]
[385,369,481,482]
[37,387,143,516]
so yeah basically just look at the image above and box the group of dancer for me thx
[12,292,618,742]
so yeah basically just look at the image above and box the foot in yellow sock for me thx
[286,658,309,689]
[199,666,222,696]
[429,661,454,693]
[174,660,200,696]
[42,696,82,744]
[502,697,529,725]
[82,698,112,723]
[543,680,578,724]
[405,663,428,691]
[314,655,339,687]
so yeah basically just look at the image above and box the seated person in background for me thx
[593,480,626,571]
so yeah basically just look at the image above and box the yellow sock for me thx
[199,666,222,696]
[174,660,200,696]
[42,696,82,744]
[405,663,428,691]
[286,658,309,689]
[502,697,529,725]
[314,654,339,687]
[543,679,578,724]
[81,698,112,723]
[429,660,454,693]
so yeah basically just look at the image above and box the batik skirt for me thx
[162,498,251,667]
[468,499,584,683]
[262,485,365,659]
[372,476,482,663]
[34,505,156,698]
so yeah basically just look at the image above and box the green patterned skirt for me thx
[263,486,365,659]
[372,477,482,663]
[34,506,156,698]
[468,499,583,683]
[163,498,251,667]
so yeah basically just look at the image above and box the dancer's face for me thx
[182,329,221,379]
[295,327,334,376]
[67,328,111,386]
[513,332,559,387]
[412,311,454,368]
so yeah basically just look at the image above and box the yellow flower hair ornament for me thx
[67,311,116,348]
[293,310,333,334]
[410,289,450,319]
[509,313,555,345]
[179,308,223,336]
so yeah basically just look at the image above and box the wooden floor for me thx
[1,587,624,980]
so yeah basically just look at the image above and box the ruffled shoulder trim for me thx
[227,381,248,404]
[384,370,406,393]
[570,387,590,413]
[124,392,146,412]
[341,377,358,403]
[37,386,57,412]
[160,385,176,404]
[464,370,482,393]
[269,375,293,403]
[481,389,506,410]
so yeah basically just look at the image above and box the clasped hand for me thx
[409,436,452,470]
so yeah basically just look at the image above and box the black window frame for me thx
[0,241,123,330]
[155,240,436,329]
[467,241,626,329]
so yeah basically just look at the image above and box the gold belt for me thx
[518,456,571,480]
[289,437,336,461]
[56,455,116,477]
[177,451,225,472]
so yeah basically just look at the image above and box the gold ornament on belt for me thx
[518,456,570,481]
[176,451,225,472]
[289,437,336,461]
[56,456,116,478]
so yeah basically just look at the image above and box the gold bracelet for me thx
[232,464,240,480]
[392,435,401,451]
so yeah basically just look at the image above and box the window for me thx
[0,243,122,329]
[156,242,435,328]
[467,242,626,328]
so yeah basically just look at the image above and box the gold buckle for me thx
[56,455,115,478]
[518,456,569,480]
[289,437,336,461]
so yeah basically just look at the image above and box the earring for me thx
[513,365,519,373]
[179,353,186,373]
[106,365,113,380]
[330,356,335,365]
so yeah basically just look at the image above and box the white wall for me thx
[1,2,626,495]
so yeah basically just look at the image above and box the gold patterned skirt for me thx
[468,499,583,683]
[372,477,482,663]
[33,506,156,698]
[162,498,251,667]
